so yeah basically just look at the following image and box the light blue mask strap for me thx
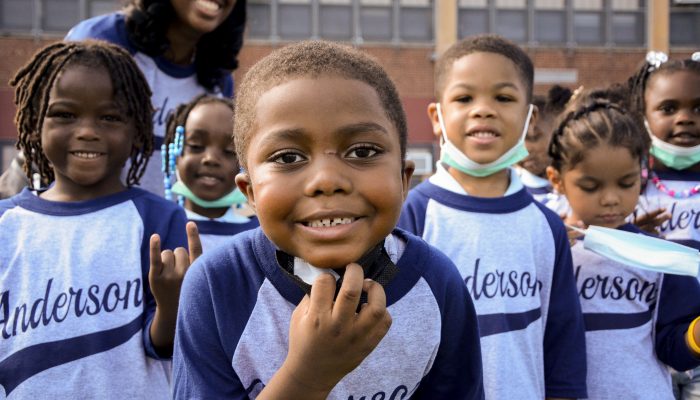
[171,180,247,208]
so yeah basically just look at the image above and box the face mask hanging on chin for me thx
[436,102,534,177]
[646,119,700,170]
[569,224,700,277]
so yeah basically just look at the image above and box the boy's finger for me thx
[307,273,336,315]
[333,263,364,321]
[186,222,202,263]
[149,234,163,275]
[356,279,390,333]
[160,250,175,275]
[174,247,190,275]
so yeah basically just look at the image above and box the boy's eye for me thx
[346,145,381,159]
[455,95,472,103]
[496,95,514,102]
[272,151,305,164]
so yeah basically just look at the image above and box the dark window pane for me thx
[279,4,311,39]
[671,11,700,46]
[89,0,121,17]
[2,0,34,30]
[458,9,487,38]
[612,13,643,45]
[496,10,526,42]
[574,12,602,44]
[248,3,271,38]
[535,10,565,43]
[400,6,432,41]
[44,0,81,31]
[320,4,352,39]
[361,6,391,41]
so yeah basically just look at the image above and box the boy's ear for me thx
[401,160,416,199]
[235,172,255,210]
[427,102,442,139]
[546,166,565,194]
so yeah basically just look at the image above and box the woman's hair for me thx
[10,40,154,188]
[162,94,235,176]
[548,98,649,172]
[627,54,700,116]
[124,0,246,91]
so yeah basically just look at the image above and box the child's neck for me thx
[40,179,126,202]
[185,199,229,219]
[652,157,700,174]
[447,166,510,197]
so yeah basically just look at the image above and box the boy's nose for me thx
[303,156,352,196]
[75,122,99,140]
[468,102,496,118]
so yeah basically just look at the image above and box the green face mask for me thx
[646,119,700,170]
[171,180,248,209]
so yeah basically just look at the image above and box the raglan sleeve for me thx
[412,249,485,400]
[655,273,700,371]
[541,210,588,399]
[397,190,427,237]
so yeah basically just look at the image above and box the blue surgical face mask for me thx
[645,119,700,170]
[171,180,247,209]
[570,224,700,277]
[436,103,534,177]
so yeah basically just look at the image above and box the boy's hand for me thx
[279,263,392,396]
[148,221,201,352]
[634,208,670,236]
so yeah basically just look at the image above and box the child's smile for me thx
[645,70,700,148]
[40,64,134,201]
[237,76,413,268]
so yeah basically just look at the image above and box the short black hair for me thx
[434,34,534,102]
[234,40,407,170]
[11,40,154,188]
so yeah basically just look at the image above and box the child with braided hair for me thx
[0,40,198,399]
[547,97,700,400]
[628,52,700,399]
[162,94,258,253]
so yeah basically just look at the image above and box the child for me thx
[398,34,587,400]
[628,53,700,399]
[546,97,700,399]
[0,40,195,399]
[162,95,258,252]
[517,85,571,204]
[172,40,484,399]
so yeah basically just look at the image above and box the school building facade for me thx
[0,0,698,178]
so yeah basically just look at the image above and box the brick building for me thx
[0,0,698,178]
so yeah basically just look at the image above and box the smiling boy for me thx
[399,35,587,400]
[173,40,484,400]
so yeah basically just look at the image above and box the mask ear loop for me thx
[435,103,449,147]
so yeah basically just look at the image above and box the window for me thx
[278,2,312,39]
[534,10,565,43]
[496,10,527,42]
[320,2,353,40]
[44,0,81,32]
[1,0,35,30]
[399,0,432,42]
[670,9,700,46]
[574,12,603,44]
[248,0,272,38]
[458,8,488,38]
[612,13,642,45]
[360,3,392,41]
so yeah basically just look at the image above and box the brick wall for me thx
[0,36,693,147]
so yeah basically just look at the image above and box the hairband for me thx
[646,51,668,72]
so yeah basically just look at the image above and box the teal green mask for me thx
[171,180,247,209]
[646,120,700,170]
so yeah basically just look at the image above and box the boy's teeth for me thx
[471,131,496,137]
[308,217,354,227]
